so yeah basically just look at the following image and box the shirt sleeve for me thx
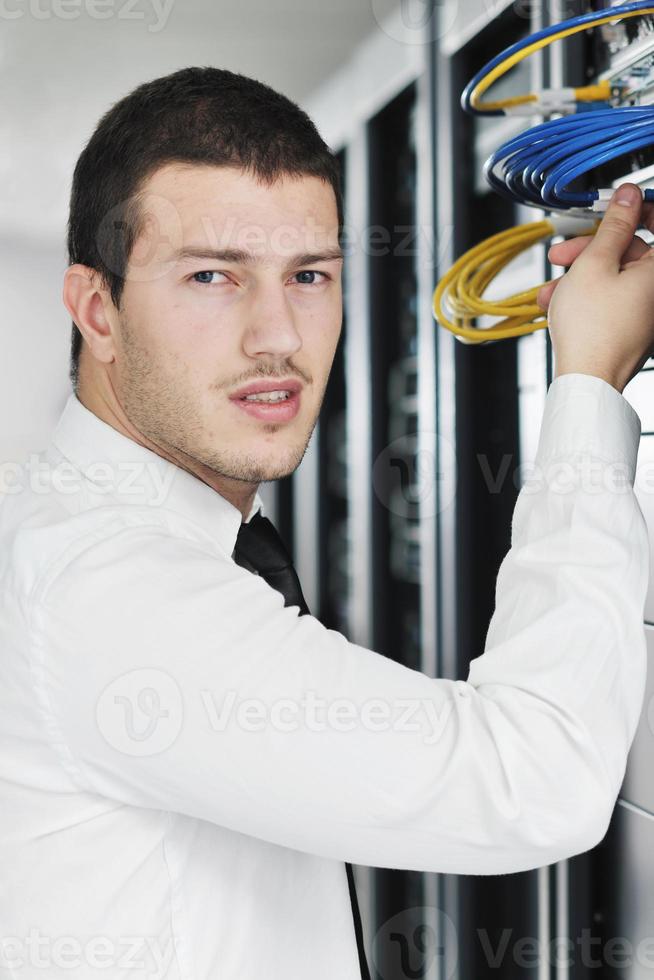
[27,373,649,876]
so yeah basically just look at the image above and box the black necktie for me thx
[233,510,371,980]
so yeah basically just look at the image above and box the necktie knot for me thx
[233,512,294,575]
[233,512,310,616]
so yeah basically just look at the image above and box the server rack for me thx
[311,147,350,635]
[436,4,543,978]
[302,20,437,976]
[294,1,654,977]
[551,7,654,980]
[449,1,654,977]
[367,80,426,980]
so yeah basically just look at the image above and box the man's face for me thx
[108,162,343,488]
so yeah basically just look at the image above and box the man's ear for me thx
[62,264,116,366]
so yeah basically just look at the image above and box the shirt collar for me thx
[49,392,265,557]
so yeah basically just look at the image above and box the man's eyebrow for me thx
[171,246,345,265]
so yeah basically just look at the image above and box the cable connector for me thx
[502,80,614,116]
[574,79,614,102]
[549,214,600,236]
[537,87,578,112]
[591,189,618,211]
[502,89,577,115]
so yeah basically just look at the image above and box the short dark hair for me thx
[66,65,344,393]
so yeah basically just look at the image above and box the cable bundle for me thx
[432,217,597,342]
[485,106,654,209]
[432,1,654,343]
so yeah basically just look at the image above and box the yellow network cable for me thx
[432,217,598,343]
[478,80,612,115]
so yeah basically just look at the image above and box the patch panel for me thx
[596,0,654,103]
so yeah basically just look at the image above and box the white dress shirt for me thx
[0,373,648,979]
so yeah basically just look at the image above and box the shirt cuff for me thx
[534,373,642,483]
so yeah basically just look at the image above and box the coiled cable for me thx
[433,1,654,342]
[484,106,654,209]
[432,216,598,343]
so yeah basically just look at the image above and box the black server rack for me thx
[291,0,654,976]
[435,7,541,980]
[557,7,654,980]
[368,81,425,980]
[317,147,350,635]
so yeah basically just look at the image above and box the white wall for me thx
[0,234,70,461]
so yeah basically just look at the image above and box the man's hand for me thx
[535,184,654,394]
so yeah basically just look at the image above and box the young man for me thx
[1,66,653,980]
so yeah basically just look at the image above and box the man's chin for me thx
[254,457,304,482]
[226,443,309,484]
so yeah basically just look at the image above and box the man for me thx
[0,65,653,979]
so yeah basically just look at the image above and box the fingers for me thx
[547,236,593,265]
[619,235,651,264]
[549,231,651,267]
[640,200,654,234]
[580,183,643,269]
[538,185,651,311]
[536,278,558,311]
[537,241,654,311]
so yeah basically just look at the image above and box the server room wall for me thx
[305,1,654,978]
[0,237,71,466]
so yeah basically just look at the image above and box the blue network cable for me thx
[461,0,654,116]
[484,107,654,209]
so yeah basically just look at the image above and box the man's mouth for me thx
[240,390,292,403]
[231,389,301,422]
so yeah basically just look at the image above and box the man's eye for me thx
[188,270,330,287]
[292,270,330,285]
[190,271,229,285]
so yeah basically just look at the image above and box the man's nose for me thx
[241,284,303,359]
